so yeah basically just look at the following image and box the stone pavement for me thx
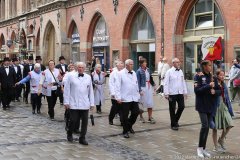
[0,82,240,160]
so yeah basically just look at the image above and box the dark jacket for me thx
[55,64,68,76]
[194,72,221,114]
[136,67,155,92]
[216,83,234,117]
[0,66,17,89]
[40,64,46,71]
[12,65,22,81]
[23,64,34,77]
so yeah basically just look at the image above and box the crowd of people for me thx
[0,54,236,158]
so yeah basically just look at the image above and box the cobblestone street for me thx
[0,82,240,160]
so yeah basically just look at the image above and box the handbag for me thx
[50,70,62,96]
[233,78,240,87]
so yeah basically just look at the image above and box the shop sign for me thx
[72,33,80,44]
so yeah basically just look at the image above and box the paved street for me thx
[0,80,240,160]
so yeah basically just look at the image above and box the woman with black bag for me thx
[39,60,62,120]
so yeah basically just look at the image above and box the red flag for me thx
[202,37,222,61]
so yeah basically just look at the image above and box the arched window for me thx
[131,9,155,41]
[184,0,224,80]
[185,0,224,30]
[129,8,156,72]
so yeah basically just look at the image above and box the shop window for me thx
[184,43,195,80]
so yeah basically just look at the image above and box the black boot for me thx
[79,137,88,145]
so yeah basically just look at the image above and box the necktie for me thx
[128,71,133,74]
[78,73,84,77]
[176,69,180,71]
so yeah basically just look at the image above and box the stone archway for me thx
[43,21,56,64]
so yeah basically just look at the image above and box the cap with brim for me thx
[28,56,33,60]
[35,56,42,61]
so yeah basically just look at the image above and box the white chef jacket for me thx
[157,61,164,76]
[109,69,119,98]
[64,72,94,110]
[163,67,187,96]
[115,68,140,103]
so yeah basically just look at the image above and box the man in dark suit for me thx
[55,56,68,105]
[23,56,34,104]
[12,58,22,102]
[35,56,46,71]
[0,57,17,110]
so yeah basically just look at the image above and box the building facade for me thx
[0,0,240,79]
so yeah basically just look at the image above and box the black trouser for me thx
[198,112,211,149]
[31,93,42,112]
[67,109,89,139]
[109,99,122,123]
[46,91,57,118]
[24,83,30,101]
[96,101,102,112]
[1,87,14,108]
[58,92,63,104]
[168,94,185,127]
[121,102,139,134]
[15,84,22,100]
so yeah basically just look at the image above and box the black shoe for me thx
[123,133,130,138]
[129,128,135,134]
[16,98,20,102]
[79,138,88,145]
[3,107,6,111]
[50,117,54,121]
[176,123,179,127]
[25,100,28,104]
[109,121,113,125]
[32,110,36,114]
[6,105,10,108]
[171,126,179,131]
[37,110,41,114]
[67,135,73,142]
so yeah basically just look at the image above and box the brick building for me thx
[0,0,239,79]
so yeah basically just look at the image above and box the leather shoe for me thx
[32,110,36,114]
[176,123,180,127]
[171,126,179,131]
[67,135,73,142]
[37,110,41,114]
[3,107,6,111]
[123,133,130,138]
[129,128,135,134]
[79,138,88,145]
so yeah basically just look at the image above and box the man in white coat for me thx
[64,62,94,145]
[115,59,140,138]
[164,58,187,131]
[108,60,124,125]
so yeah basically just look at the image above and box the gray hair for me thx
[34,63,41,69]
[125,59,133,66]
[116,60,123,66]
[75,62,86,68]
[95,64,102,70]
[172,58,180,63]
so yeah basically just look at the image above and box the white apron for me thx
[140,70,154,108]
[92,71,105,106]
